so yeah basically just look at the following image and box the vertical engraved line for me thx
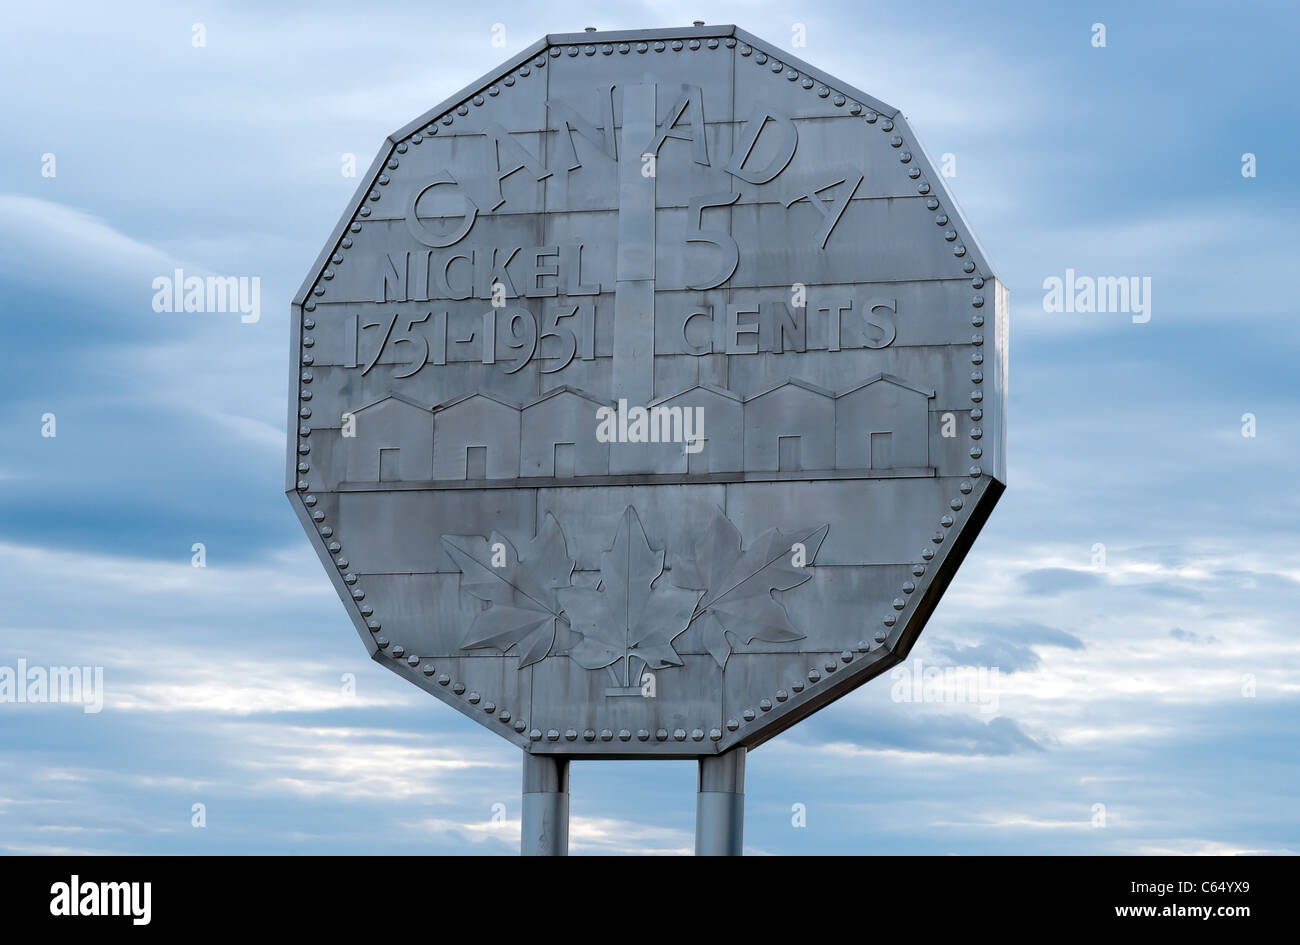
[612,82,657,406]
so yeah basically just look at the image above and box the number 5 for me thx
[685,191,740,290]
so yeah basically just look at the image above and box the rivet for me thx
[691,729,704,741]
[688,39,700,50]
[770,59,783,72]
[890,135,903,148]
[546,729,560,742]
[971,389,984,402]
[726,718,740,731]
[740,44,751,56]
[637,729,650,741]
[970,427,983,440]
[960,480,973,494]
[656,729,668,741]
[709,728,722,741]
[351,590,364,601]
[970,446,983,458]
[742,709,756,722]
[808,670,821,683]
[817,86,829,97]
[672,729,686,741]
[407,655,419,667]
[304,494,317,506]
[617,43,629,54]
[342,571,356,583]
[564,729,578,741]
[653,41,664,52]
[935,214,948,226]
[583,729,595,742]
[498,710,511,723]
[940,514,955,527]
[755,52,767,63]
[865,110,878,123]
[824,661,837,673]
[619,729,632,741]
[883,614,896,627]
[776,689,789,701]
[922,547,935,560]
[390,645,404,658]
[636,42,648,53]
[311,511,324,522]
[791,680,805,693]
[300,370,313,382]
[925,197,939,210]
[841,650,854,663]
[801,77,814,89]
[832,94,845,106]
[874,630,888,644]
[908,167,922,179]
[900,151,912,163]
[786,69,799,81]
[972,313,985,327]
[759,699,772,711]
[671,39,683,51]
[529,729,541,741]
[944,230,957,241]
[375,636,388,648]
[600,729,613,741]
[366,620,379,631]
[963,260,977,273]
[452,682,465,695]
[514,720,527,733]
[917,182,931,194]
[971,370,984,383]
[422,664,435,676]
[881,118,894,131]
[893,598,906,610]
[913,563,926,575]
[484,702,496,714]
[903,581,916,593]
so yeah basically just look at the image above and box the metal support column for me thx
[521,752,569,856]
[695,746,745,856]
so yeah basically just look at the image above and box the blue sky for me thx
[1,0,1296,855]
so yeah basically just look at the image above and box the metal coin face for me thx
[288,25,1006,757]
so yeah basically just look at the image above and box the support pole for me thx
[521,752,568,856]
[695,746,745,856]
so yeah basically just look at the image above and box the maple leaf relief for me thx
[674,510,829,668]
[440,512,574,667]
[557,507,701,683]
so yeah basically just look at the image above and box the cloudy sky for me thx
[2,0,1296,855]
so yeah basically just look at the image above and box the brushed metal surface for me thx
[288,24,1007,759]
